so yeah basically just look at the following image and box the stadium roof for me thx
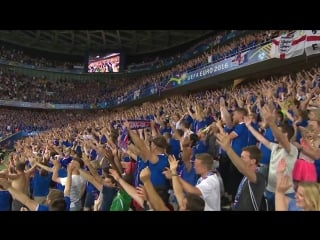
[0,30,214,56]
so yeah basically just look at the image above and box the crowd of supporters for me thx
[0,45,81,70]
[1,63,320,211]
[0,30,283,105]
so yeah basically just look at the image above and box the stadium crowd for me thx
[0,64,320,211]
[0,29,319,211]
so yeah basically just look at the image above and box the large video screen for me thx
[87,52,120,73]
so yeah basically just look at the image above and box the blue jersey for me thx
[32,169,52,197]
[260,127,274,165]
[99,185,117,211]
[89,149,97,161]
[192,140,208,161]
[133,156,148,187]
[60,156,72,169]
[168,138,181,160]
[247,122,259,146]
[100,135,107,144]
[179,162,198,186]
[0,190,12,211]
[231,122,249,156]
[147,154,169,187]
[194,120,207,133]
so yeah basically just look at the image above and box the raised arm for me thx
[122,148,138,162]
[300,87,319,110]
[216,132,257,183]
[195,104,205,121]
[36,162,54,173]
[140,167,169,211]
[24,157,38,177]
[168,155,185,210]
[275,158,291,211]
[107,147,123,176]
[51,158,62,184]
[187,106,196,120]
[0,178,38,211]
[244,116,271,149]
[165,172,202,196]
[109,169,144,208]
[262,106,291,153]
[64,163,74,197]
[219,97,232,129]
[78,168,103,192]
[127,143,141,160]
[150,120,158,137]
[124,121,156,163]
[82,154,100,179]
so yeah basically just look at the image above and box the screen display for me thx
[87,52,120,73]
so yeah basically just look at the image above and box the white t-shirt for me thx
[60,174,86,208]
[267,142,298,193]
[196,174,221,211]
[175,120,182,130]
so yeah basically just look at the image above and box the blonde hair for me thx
[299,182,320,211]
[47,189,64,201]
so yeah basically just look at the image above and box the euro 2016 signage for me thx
[183,47,270,85]
[186,62,230,82]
